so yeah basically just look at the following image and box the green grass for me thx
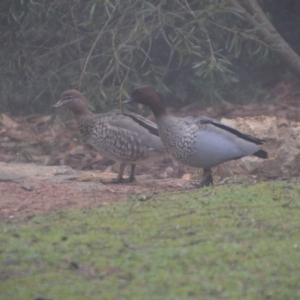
[1,181,300,299]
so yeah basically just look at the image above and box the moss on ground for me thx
[1,181,300,299]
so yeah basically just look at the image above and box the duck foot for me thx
[194,168,213,188]
[100,163,136,184]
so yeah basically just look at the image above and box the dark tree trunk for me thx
[230,0,300,78]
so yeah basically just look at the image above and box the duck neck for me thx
[153,106,166,119]
[149,97,167,119]
[73,108,93,119]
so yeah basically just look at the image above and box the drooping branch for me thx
[230,0,300,78]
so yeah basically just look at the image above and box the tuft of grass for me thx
[0,181,300,299]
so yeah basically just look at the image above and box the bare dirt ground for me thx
[0,162,194,220]
[1,80,300,220]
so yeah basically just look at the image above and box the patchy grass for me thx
[0,181,300,299]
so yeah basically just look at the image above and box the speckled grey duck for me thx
[54,89,165,184]
[125,86,268,187]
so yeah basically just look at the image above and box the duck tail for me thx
[253,149,268,159]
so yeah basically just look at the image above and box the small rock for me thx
[165,166,174,174]
[138,174,154,180]
[182,173,191,181]
[137,194,149,201]
[20,182,34,191]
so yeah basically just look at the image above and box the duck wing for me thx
[186,116,265,145]
[116,112,159,136]
[106,111,164,152]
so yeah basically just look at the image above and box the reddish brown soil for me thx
[0,177,193,220]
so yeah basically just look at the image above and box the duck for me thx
[124,86,268,187]
[53,89,165,184]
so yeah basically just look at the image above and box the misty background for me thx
[1,0,300,115]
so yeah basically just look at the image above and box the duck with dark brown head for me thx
[124,86,268,187]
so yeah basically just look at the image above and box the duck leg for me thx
[101,163,136,184]
[197,168,213,187]
[127,164,136,182]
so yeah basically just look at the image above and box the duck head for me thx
[54,89,90,116]
[124,86,166,117]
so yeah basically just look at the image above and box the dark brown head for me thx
[53,89,90,117]
[124,86,166,117]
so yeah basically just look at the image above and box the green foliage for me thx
[1,181,300,299]
[0,0,276,115]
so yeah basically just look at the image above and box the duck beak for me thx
[53,99,65,108]
[123,96,133,104]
